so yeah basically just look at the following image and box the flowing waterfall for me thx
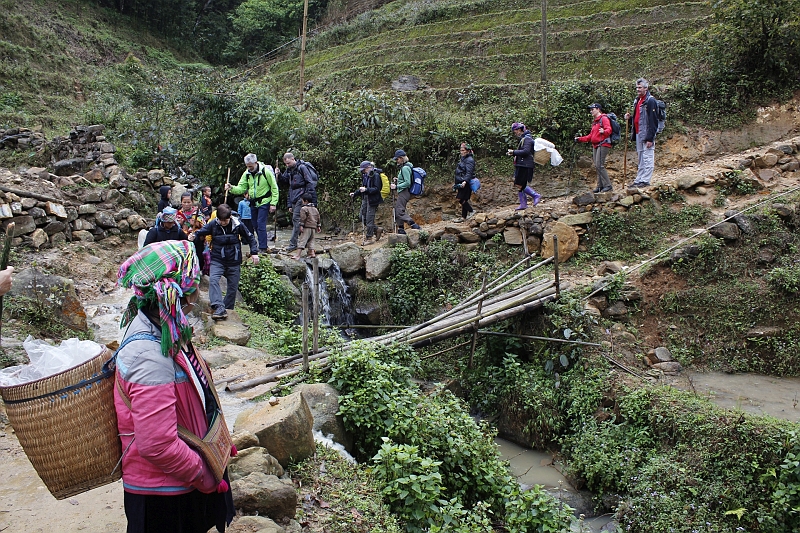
[303,260,354,326]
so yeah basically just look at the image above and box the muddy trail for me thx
[2,117,800,531]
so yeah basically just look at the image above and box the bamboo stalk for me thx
[226,367,300,392]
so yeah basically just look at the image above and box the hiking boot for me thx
[397,228,407,235]
[592,187,602,193]
[211,309,228,320]
[362,237,376,246]
[285,246,298,253]
[375,227,384,240]
[600,186,613,192]
[410,224,421,230]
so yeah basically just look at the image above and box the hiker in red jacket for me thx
[575,103,613,193]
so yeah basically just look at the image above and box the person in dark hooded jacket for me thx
[157,185,172,213]
[454,143,476,220]
[350,161,384,245]
[506,122,542,210]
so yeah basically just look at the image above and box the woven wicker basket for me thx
[0,346,122,499]
[534,149,551,165]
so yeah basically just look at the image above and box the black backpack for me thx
[298,160,319,184]
[654,99,666,134]
[605,113,622,146]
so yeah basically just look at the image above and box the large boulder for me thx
[329,242,364,274]
[8,268,87,331]
[540,222,579,262]
[709,222,740,242]
[2,215,36,235]
[228,446,284,481]
[231,472,297,520]
[234,391,315,468]
[294,383,353,452]
[365,246,392,281]
[269,256,307,280]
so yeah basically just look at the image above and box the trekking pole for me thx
[623,119,629,184]
[567,141,578,193]
[350,196,355,236]
[223,168,231,205]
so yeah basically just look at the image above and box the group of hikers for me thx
[144,78,660,323]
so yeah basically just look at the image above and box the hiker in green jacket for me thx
[391,149,421,235]
[225,153,279,253]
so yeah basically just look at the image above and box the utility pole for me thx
[541,0,547,82]
[298,0,310,107]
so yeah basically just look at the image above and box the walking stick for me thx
[223,167,231,205]
[623,119,629,184]
[0,222,15,346]
[391,187,398,234]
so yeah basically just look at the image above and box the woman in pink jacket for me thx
[575,103,613,193]
[115,240,235,533]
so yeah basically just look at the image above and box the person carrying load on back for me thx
[350,161,384,245]
[143,206,188,246]
[575,103,613,193]
[454,142,476,220]
[275,152,317,253]
[507,123,542,210]
[226,153,279,254]
[390,149,421,235]
[624,78,659,188]
[115,240,235,533]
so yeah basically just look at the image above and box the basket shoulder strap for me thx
[113,332,161,411]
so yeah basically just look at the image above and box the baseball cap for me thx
[359,160,373,170]
[511,122,524,131]
[588,103,602,109]
[393,149,406,160]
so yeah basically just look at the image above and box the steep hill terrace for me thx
[268,0,708,94]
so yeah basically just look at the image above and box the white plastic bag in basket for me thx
[0,336,104,387]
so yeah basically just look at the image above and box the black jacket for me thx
[628,93,660,143]
[193,217,258,267]
[454,154,476,185]
[157,185,172,213]
[280,161,318,207]
[353,169,384,207]
[512,131,534,168]
[143,223,187,246]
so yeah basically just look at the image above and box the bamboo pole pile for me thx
[227,254,566,392]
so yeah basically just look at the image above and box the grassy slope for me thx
[0,0,203,133]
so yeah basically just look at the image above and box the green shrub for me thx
[372,440,445,533]
[504,484,574,533]
[767,265,800,294]
[772,431,800,530]
[238,260,294,322]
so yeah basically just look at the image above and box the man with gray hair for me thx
[624,78,659,188]
[226,153,279,253]
[275,152,317,252]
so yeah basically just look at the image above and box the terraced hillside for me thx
[268,0,709,95]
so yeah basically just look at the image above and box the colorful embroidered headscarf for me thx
[117,240,200,357]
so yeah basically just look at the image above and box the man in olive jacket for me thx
[226,153,279,253]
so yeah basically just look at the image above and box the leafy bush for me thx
[330,341,572,533]
[238,260,294,322]
[767,265,800,294]
[772,431,800,530]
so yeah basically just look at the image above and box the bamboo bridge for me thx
[227,240,571,394]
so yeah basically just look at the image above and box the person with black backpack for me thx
[226,153,279,254]
[350,161,384,245]
[575,103,614,193]
[276,152,318,253]
[624,78,660,188]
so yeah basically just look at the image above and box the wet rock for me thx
[229,446,284,481]
[268,257,307,280]
[234,391,315,468]
[295,383,353,452]
[329,243,364,274]
[231,472,297,520]
[540,222,579,262]
[355,303,383,324]
[709,222,740,241]
[365,246,392,281]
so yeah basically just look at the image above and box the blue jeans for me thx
[254,204,271,251]
[208,261,241,312]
